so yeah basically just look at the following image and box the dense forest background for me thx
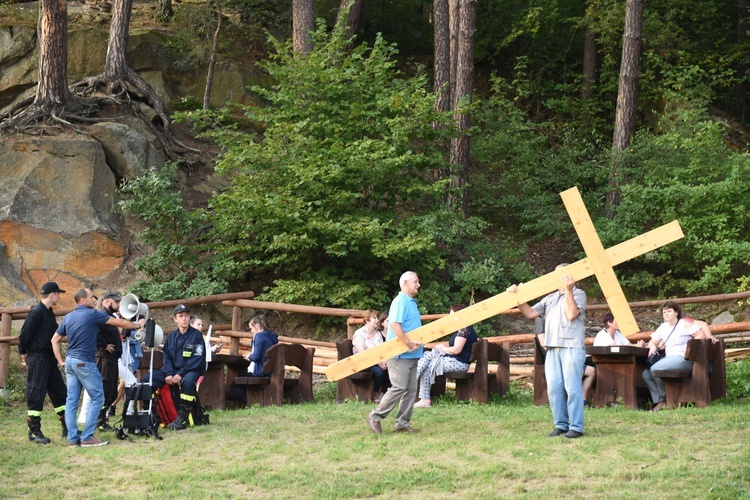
[3,0,750,321]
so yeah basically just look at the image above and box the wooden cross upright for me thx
[324,186,684,382]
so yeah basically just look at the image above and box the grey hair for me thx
[399,271,418,287]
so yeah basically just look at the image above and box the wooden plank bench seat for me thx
[232,343,315,406]
[335,339,375,403]
[430,339,510,404]
[651,338,726,409]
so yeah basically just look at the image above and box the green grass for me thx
[1,382,749,499]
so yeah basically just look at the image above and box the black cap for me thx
[173,304,190,315]
[41,282,66,294]
[102,291,122,301]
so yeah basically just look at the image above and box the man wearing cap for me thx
[18,281,68,444]
[94,291,124,431]
[148,304,206,430]
[52,288,145,447]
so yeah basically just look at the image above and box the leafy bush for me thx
[597,101,750,295]
[725,359,750,402]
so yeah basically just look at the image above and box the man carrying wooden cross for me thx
[508,266,587,439]
[367,271,424,434]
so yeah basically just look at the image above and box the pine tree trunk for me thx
[337,0,363,39]
[157,0,173,22]
[448,0,460,105]
[35,0,70,110]
[104,0,133,81]
[449,0,475,218]
[204,0,223,109]
[434,0,450,114]
[608,0,644,216]
[293,0,314,55]
[735,0,747,121]
[582,26,597,100]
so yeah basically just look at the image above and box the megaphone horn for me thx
[119,293,149,320]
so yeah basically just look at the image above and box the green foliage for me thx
[725,359,750,402]
[118,164,231,300]
[472,76,606,242]
[597,101,750,295]
[181,23,500,310]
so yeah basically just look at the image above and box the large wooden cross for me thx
[325,186,683,381]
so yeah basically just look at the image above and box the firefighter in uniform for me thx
[18,281,68,444]
[147,304,206,430]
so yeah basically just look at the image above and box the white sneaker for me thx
[413,399,432,408]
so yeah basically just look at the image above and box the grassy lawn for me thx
[1,381,748,499]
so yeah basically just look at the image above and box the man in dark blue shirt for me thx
[52,288,145,447]
[18,281,67,444]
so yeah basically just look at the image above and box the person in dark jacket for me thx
[18,281,68,444]
[148,304,206,430]
[229,315,279,405]
[94,291,124,431]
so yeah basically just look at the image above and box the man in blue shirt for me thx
[367,271,423,434]
[52,288,145,447]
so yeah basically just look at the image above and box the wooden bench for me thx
[651,338,726,409]
[233,343,316,407]
[429,339,510,404]
[137,349,163,381]
[533,336,548,406]
[335,339,375,403]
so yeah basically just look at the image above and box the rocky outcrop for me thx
[90,122,166,180]
[0,137,125,308]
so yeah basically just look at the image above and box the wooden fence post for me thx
[0,313,11,387]
[230,306,243,354]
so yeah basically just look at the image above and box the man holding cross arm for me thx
[508,264,587,439]
[367,271,423,434]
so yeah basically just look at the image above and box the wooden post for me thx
[230,306,242,355]
[0,313,11,387]
[324,187,684,381]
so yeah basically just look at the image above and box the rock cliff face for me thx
[0,11,268,307]
[0,137,125,309]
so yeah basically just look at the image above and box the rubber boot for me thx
[97,408,114,432]
[166,401,192,431]
[58,411,68,439]
[27,416,51,444]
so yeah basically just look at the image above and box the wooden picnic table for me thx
[586,345,649,409]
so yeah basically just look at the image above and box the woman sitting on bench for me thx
[642,302,718,412]
[413,304,478,408]
[352,309,390,402]
[229,315,279,404]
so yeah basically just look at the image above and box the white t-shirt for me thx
[651,319,699,357]
[352,327,384,354]
[593,328,631,346]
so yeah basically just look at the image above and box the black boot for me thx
[166,401,192,431]
[58,411,68,439]
[27,416,51,444]
[97,408,114,432]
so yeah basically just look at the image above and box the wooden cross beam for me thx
[324,186,684,381]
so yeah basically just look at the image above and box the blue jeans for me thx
[545,347,586,433]
[642,355,695,404]
[65,357,104,443]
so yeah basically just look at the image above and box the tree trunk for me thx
[448,0,460,105]
[104,0,133,82]
[293,0,315,55]
[449,0,475,218]
[434,0,450,114]
[204,0,224,109]
[582,26,597,100]
[35,0,70,110]
[608,0,643,216]
[337,0,363,39]
[735,0,747,122]
[156,0,173,22]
